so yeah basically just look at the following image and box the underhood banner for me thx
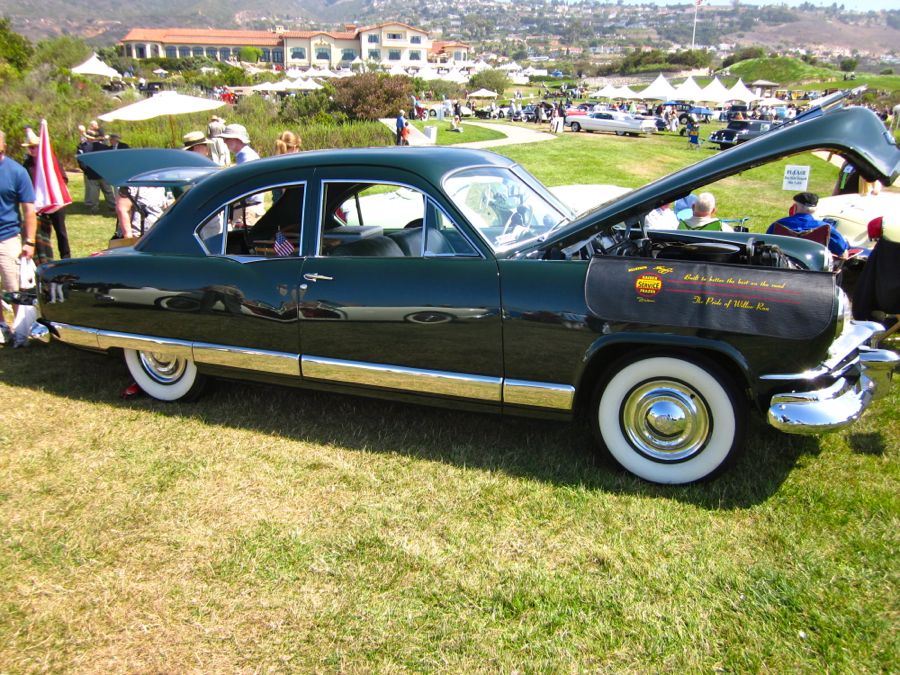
[585,256,835,340]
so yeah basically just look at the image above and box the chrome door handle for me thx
[303,273,333,282]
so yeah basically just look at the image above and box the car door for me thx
[298,173,504,405]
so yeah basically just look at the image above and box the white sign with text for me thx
[783,165,810,191]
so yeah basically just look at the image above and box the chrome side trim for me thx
[504,379,575,411]
[302,355,502,401]
[193,342,300,376]
[96,330,194,358]
[52,324,299,376]
[50,322,101,349]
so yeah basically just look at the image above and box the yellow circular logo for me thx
[635,274,663,297]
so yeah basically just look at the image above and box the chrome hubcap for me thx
[139,351,187,385]
[621,380,710,462]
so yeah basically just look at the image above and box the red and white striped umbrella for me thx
[33,119,72,215]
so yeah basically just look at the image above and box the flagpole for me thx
[691,1,699,51]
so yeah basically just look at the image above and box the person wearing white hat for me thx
[219,124,259,165]
[218,124,263,225]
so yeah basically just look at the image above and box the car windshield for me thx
[443,167,572,252]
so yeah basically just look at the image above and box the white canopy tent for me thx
[672,76,704,101]
[594,83,620,99]
[637,74,676,101]
[289,78,323,91]
[415,67,441,81]
[615,85,639,100]
[499,62,522,72]
[728,78,760,103]
[757,96,787,106]
[698,77,732,104]
[72,53,120,79]
[468,88,498,98]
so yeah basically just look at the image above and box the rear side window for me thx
[196,184,305,257]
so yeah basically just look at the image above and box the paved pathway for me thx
[379,118,557,149]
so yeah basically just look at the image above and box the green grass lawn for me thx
[410,118,506,145]
[0,144,897,671]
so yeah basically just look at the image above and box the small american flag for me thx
[274,231,295,257]
[695,0,705,5]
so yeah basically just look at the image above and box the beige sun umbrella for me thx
[98,90,226,146]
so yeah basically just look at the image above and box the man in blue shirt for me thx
[767,191,849,257]
[0,128,37,344]
[396,110,406,146]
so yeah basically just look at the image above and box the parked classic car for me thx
[567,111,657,136]
[709,119,780,150]
[663,101,714,124]
[817,191,900,254]
[33,93,899,485]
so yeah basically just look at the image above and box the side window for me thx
[197,184,305,257]
[318,182,478,258]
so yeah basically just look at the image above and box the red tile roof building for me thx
[121,24,470,68]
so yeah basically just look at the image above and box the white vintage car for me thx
[817,191,900,251]
[566,111,657,136]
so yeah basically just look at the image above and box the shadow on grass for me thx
[1,342,829,509]
[846,432,887,456]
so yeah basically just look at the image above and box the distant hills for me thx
[2,0,898,62]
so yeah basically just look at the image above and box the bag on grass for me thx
[11,258,37,347]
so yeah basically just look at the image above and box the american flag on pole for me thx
[274,231,295,257]
[33,119,72,215]
[696,0,705,5]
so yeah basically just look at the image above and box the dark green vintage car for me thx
[35,96,900,484]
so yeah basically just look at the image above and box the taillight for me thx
[867,216,883,241]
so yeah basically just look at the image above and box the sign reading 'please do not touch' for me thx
[783,165,811,191]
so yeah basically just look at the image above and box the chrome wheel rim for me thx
[139,351,187,385]
[620,380,710,462]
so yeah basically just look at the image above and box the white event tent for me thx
[72,53,121,79]
[672,76,704,101]
[699,77,731,104]
[637,74,676,101]
[728,78,760,103]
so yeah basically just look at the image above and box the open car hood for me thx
[522,103,900,255]
[77,149,218,187]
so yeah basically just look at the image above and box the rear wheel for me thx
[124,348,206,401]
[591,355,746,484]
[615,130,625,136]
[570,122,581,132]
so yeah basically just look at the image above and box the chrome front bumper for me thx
[766,323,899,434]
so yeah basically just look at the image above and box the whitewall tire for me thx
[592,355,746,484]
[124,348,206,401]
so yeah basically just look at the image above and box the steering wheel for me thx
[501,205,534,236]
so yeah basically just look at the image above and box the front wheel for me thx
[124,348,206,401]
[591,355,746,484]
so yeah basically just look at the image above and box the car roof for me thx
[136,146,518,254]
